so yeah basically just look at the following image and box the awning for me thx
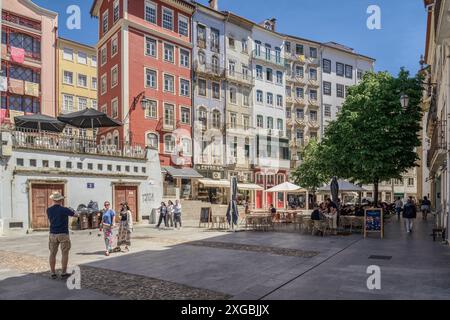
[163,166,203,179]
[238,183,264,191]
[198,179,230,188]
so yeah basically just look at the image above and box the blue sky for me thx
[33,0,427,75]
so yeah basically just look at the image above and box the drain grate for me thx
[369,255,392,260]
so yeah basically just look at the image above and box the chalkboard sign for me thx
[364,208,384,239]
[199,207,212,228]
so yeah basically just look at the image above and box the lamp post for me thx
[123,91,147,145]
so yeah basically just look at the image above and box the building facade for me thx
[1,0,57,123]
[320,42,374,135]
[284,35,322,169]
[57,38,98,115]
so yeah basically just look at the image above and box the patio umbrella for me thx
[266,182,307,210]
[318,180,367,193]
[14,114,66,132]
[226,176,239,230]
[57,108,122,130]
[330,177,339,203]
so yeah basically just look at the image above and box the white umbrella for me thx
[266,182,307,210]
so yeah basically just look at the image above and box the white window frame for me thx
[77,73,88,88]
[162,7,174,31]
[181,137,192,156]
[198,78,207,97]
[146,131,159,150]
[164,134,176,153]
[63,94,74,113]
[111,97,119,119]
[212,81,220,100]
[101,45,107,66]
[180,78,190,97]
[102,10,109,34]
[164,42,175,63]
[145,68,157,89]
[229,86,237,104]
[77,51,87,65]
[144,0,157,24]
[111,34,119,57]
[101,104,107,115]
[113,0,120,23]
[144,99,158,119]
[178,14,189,37]
[145,36,157,58]
[179,48,190,68]
[78,97,88,111]
[91,77,97,90]
[63,47,73,61]
[101,73,107,95]
[163,73,175,93]
[63,70,73,85]
[91,55,97,67]
[180,106,191,124]
[111,65,119,88]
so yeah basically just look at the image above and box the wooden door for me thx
[114,186,138,222]
[31,184,64,229]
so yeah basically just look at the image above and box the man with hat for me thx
[47,191,77,279]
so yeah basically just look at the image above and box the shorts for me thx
[49,234,71,256]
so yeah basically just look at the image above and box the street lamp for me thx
[400,94,409,110]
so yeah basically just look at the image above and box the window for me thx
[212,56,220,74]
[256,65,263,79]
[228,61,235,76]
[178,15,189,37]
[102,10,109,34]
[101,74,108,94]
[145,1,157,23]
[145,69,157,88]
[266,68,273,82]
[146,133,158,149]
[145,37,157,57]
[242,39,248,53]
[275,48,281,63]
[408,178,415,186]
[111,66,118,87]
[276,71,283,85]
[180,79,190,97]
[92,100,97,109]
[181,107,190,124]
[324,105,331,117]
[210,28,220,52]
[63,48,73,61]
[198,107,207,128]
[198,79,207,96]
[265,44,271,60]
[296,87,304,99]
[257,115,264,128]
[286,86,292,97]
[55,161,61,168]
[113,0,120,22]
[254,40,261,56]
[212,82,220,99]
[78,97,87,110]
[277,119,283,131]
[63,95,74,112]
[112,98,118,118]
[309,47,317,58]
[197,25,206,48]
[357,69,363,80]
[345,86,350,98]
[296,44,304,55]
[111,36,118,57]
[276,95,283,107]
[228,37,235,49]
[345,64,353,79]
[267,117,274,129]
[77,51,87,64]
[256,90,263,103]
[295,66,304,78]
[286,108,291,118]
[198,51,206,65]
[164,74,174,92]
[78,74,87,87]
[336,62,344,77]
[164,135,175,153]
[296,129,304,140]
[91,55,97,67]
[180,49,190,68]
[164,104,174,127]
[296,108,304,119]
[243,115,250,130]
[243,90,250,106]
[336,84,345,98]
[101,104,107,115]
[182,138,192,155]
[144,99,157,118]
[101,46,107,65]
[310,110,317,121]
[309,68,317,80]
[323,81,332,96]
[285,41,291,53]
[164,43,174,63]
[323,59,331,74]
[310,131,318,139]
[229,87,237,104]
[230,113,237,128]
[242,65,249,79]
[92,77,97,90]
[162,8,173,30]
[309,89,317,100]
[63,71,73,85]
[266,93,273,106]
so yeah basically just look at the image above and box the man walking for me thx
[403,197,417,233]
[395,197,403,219]
[47,191,77,279]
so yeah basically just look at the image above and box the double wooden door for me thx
[114,186,138,222]
[31,184,65,229]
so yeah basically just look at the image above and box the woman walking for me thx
[116,202,133,251]
[167,200,175,228]
[156,202,168,229]
[101,201,115,256]
[173,199,182,230]
[421,196,431,220]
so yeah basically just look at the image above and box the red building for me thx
[90,0,195,169]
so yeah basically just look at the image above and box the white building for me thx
[320,42,375,135]
[0,129,162,234]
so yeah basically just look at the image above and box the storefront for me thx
[162,166,203,200]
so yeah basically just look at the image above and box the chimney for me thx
[209,0,218,10]
[270,18,277,31]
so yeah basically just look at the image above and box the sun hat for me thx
[49,191,65,201]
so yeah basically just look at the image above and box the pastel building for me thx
[1,0,57,122]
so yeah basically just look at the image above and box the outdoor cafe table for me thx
[245,214,273,231]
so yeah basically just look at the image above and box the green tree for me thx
[320,69,423,205]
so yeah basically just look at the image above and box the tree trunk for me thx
[374,179,379,207]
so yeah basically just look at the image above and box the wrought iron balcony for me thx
[194,61,225,78]
[251,49,287,67]
[427,120,447,168]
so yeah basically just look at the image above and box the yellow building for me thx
[56,38,97,116]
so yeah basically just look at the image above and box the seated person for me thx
[269,204,277,220]
[311,204,323,221]
[354,206,365,217]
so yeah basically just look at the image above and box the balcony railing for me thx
[194,61,225,78]
[11,128,146,159]
[251,49,286,67]
[226,70,254,85]
[427,120,447,167]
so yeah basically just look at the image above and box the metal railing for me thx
[427,120,447,167]
[11,128,146,159]
[251,49,287,67]
[194,61,225,78]
[226,70,254,85]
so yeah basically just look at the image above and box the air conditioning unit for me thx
[212,172,221,180]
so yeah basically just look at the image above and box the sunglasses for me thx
[104,203,110,206]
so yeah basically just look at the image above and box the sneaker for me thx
[50,273,57,280]
[60,273,71,280]
[105,251,110,256]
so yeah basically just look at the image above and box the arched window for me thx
[164,134,175,153]
[106,133,112,146]
[212,110,221,129]
[113,131,119,147]
[181,138,192,155]
[100,136,106,145]
[198,107,207,128]
[146,132,159,150]
[198,51,206,65]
